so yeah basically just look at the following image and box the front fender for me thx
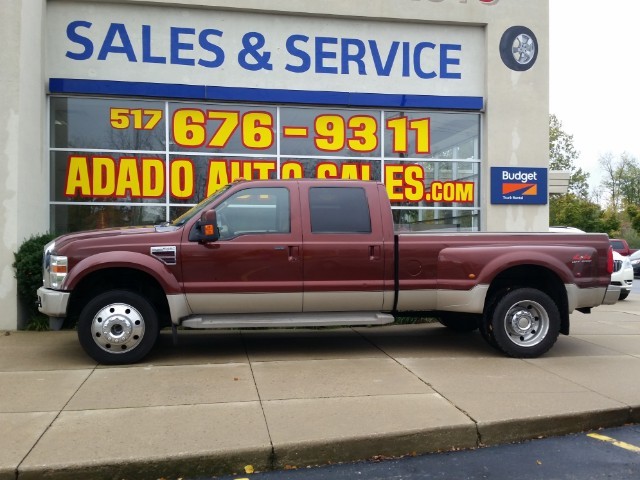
[62,251,182,294]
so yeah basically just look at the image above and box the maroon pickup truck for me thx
[38,179,618,364]
[610,238,637,256]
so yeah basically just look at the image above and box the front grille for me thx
[613,259,622,272]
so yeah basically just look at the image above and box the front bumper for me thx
[37,286,70,317]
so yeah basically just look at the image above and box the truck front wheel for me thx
[77,290,159,364]
[489,288,560,358]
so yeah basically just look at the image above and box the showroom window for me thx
[49,96,481,233]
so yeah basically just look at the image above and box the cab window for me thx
[217,187,290,239]
[309,187,372,233]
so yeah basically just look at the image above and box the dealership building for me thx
[1,0,549,329]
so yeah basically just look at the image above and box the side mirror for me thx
[188,209,220,243]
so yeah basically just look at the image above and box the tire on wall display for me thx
[499,26,538,71]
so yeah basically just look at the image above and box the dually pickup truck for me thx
[38,179,619,364]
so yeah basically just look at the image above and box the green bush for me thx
[12,233,56,329]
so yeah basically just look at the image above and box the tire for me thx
[479,313,499,350]
[479,288,509,351]
[499,26,538,71]
[489,287,560,358]
[619,290,630,301]
[77,290,159,364]
[438,313,480,332]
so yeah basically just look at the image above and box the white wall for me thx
[0,0,48,330]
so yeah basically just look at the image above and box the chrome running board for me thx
[181,311,394,329]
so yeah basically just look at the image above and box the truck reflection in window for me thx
[309,187,372,233]
[216,187,290,239]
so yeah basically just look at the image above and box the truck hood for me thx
[53,225,179,253]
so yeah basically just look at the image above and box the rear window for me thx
[309,187,372,233]
[611,240,624,249]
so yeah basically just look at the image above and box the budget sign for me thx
[490,167,547,205]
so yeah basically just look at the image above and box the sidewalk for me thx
[1,297,639,480]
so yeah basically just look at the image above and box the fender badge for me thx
[572,254,592,264]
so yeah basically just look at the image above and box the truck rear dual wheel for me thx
[489,288,560,358]
[77,290,159,364]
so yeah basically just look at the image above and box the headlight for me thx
[49,255,68,289]
[42,240,68,290]
[42,240,54,287]
[623,256,632,268]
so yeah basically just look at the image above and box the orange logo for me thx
[501,183,538,196]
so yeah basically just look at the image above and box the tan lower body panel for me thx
[303,291,387,312]
[170,283,595,325]
[565,284,609,310]
[395,285,488,314]
[185,292,302,315]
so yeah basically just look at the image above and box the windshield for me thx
[171,184,233,226]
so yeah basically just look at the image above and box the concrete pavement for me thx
[1,297,639,480]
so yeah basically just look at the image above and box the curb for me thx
[17,447,273,480]
[478,407,634,446]
[14,408,637,480]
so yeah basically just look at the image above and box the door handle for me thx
[369,245,381,260]
[288,246,299,262]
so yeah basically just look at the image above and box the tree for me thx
[596,152,640,246]
[619,156,640,208]
[549,114,590,197]
[626,204,640,234]
[599,151,640,212]
[547,115,629,236]
[549,193,620,235]
[599,152,623,212]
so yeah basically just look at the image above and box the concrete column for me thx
[0,0,48,329]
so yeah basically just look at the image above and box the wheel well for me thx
[67,268,171,329]
[485,265,570,335]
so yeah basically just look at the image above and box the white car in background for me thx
[549,226,586,233]
[611,250,634,301]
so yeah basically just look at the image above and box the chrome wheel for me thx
[489,287,560,358]
[78,290,159,364]
[502,299,549,347]
[91,303,146,353]
[511,33,536,65]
